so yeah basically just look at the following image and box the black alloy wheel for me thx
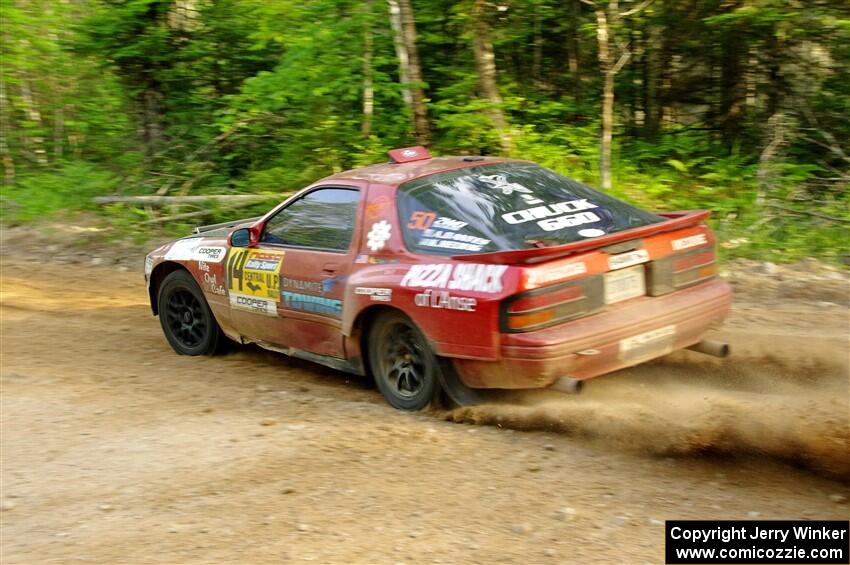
[368,311,439,411]
[158,270,223,356]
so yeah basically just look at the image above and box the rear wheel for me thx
[157,270,223,356]
[368,311,439,411]
[436,358,492,407]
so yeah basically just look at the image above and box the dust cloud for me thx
[443,348,850,480]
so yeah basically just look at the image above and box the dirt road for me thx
[1,248,848,564]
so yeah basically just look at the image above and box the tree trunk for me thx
[471,0,513,154]
[397,0,430,145]
[643,19,662,138]
[566,0,582,102]
[764,31,783,117]
[362,0,374,138]
[0,73,14,184]
[388,1,412,110]
[756,112,785,208]
[19,76,48,166]
[533,3,542,84]
[54,104,64,161]
[658,22,672,129]
[595,6,614,190]
[718,29,744,147]
[142,86,165,155]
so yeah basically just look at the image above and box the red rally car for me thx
[145,146,732,410]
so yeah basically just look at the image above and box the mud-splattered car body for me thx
[146,147,731,407]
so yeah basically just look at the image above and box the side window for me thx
[262,188,360,251]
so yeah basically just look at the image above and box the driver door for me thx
[227,186,362,358]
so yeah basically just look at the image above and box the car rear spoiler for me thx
[451,210,712,265]
[192,216,263,235]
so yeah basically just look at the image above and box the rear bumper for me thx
[451,278,732,389]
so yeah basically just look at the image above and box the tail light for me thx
[647,246,716,296]
[501,276,604,333]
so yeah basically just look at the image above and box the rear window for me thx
[396,163,665,256]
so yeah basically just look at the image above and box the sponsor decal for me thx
[281,291,342,318]
[401,263,507,293]
[164,238,199,261]
[503,199,601,233]
[365,195,392,219]
[407,213,469,233]
[281,277,323,294]
[192,246,226,263]
[165,240,227,264]
[526,261,587,288]
[322,276,342,293]
[537,211,600,232]
[281,276,341,295]
[197,259,226,296]
[407,212,481,250]
[355,287,392,302]
[620,325,676,351]
[419,229,490,252]
[433,217,467,231]
[230,293,277,316]
[354,254,397,265]
[366,220,392,252]
[578,228,606,238]
[408,211,437,230]
[226,248,285,302]
[144,256,154,276]
[478,174,543,205]
[401,148,418,158]
[608,249,649,271]
[414,289,477,312]
[671,233,708,251]
[604,264,646,304]
[204,271,227,296]
[619,324,676,361]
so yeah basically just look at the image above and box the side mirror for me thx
[230,228,251,247]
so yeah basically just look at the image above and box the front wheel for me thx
[368,311,440,411]
[157,269,224,356]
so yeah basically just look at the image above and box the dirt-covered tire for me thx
[157,269,224,356]
[368,311,440,411]
[436,358,492,407]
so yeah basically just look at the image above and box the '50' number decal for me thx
[408,211,436,230]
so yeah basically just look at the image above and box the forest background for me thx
[1,0,848,262]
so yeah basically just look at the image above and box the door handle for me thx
[322,263,339,275]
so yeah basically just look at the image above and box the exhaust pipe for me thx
[550,377,584,394]
[687,340,730,358]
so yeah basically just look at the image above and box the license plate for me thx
[619,325,676,362]
[604,265,646,304]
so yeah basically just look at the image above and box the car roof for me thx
[321,156,527,187]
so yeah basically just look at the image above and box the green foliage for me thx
[0,0,139,166]
[1,163,119,222]
[1,0,847,264]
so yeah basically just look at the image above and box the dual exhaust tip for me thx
[551,339,730,394]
